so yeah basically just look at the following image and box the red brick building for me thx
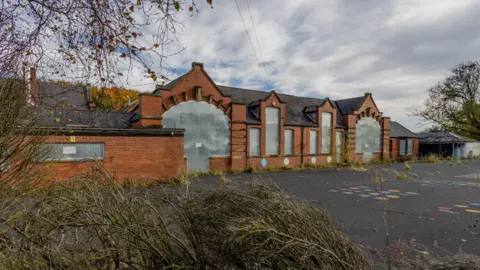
[389,121,419,160]
[35,62,405,181]
[127,62,392,172]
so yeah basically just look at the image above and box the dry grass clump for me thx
[0,173,371,269]
[423,153,441,163]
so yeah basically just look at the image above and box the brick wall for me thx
[390,138,419,160]
[209,157,231,171]
[38,135,185,182]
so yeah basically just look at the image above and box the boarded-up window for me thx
[310,130,318,154]
[266,107,280,155]
[249,128,260,156]
[42,143,104,161]
[407,140,413,155]
[284,129,293,155]
[321,112,332,154]
[355,117,382,153]
[399,140,406,155]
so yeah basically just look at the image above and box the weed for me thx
[219,175,231,183]
[411,173,419,178]
[172,171,203,185]
[351,164,367,172]
[456,159,462,165]
[210,168,226,175]
[449,162,454,166]
[423,153,440,163]
[434,171,441,175]
[395,171,408,180]
[404,161,412,170]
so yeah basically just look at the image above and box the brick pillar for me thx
[231,104,247,170]
[132,94,163,128]
[343,114,357,163]
[381,117,391,160]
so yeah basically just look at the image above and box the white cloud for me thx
[118,0,480,132]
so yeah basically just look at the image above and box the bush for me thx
[423,153,441,163]
[0,176,371,269]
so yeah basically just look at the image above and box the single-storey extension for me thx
[389,121,419,160]
[417,132,480,158]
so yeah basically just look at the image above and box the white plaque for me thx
[63,146,76,155]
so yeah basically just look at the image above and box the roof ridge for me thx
[217,85,324,101]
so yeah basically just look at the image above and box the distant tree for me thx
[415,61,480,140]
[424,125,445,133]
[92,87,140,111]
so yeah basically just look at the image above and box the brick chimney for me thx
[29,67,37,104]
[131,93,163,128]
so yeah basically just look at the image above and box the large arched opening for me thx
[163,101,230,172]
[355,117,382,162]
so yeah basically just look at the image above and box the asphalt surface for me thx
[192,160,480,256]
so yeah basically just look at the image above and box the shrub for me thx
[423,153,441,163]
[0,177,371,269]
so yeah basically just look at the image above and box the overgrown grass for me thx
[423,153,441,163]
[0,172,371,269]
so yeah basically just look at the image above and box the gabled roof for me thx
[416,132,477,143]
[390,121,418,138]
[218,85,347,127]
[335,96,365,114]
[154,74,186,91]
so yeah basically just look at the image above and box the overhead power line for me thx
[245,0,266,67]
[233,0,266,82]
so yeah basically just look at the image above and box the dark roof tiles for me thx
[416,132,477,143]
[38,109,135,129]
[38,82,90,110]
[390,121,418,138]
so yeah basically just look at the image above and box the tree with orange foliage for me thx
[92,87,139,112]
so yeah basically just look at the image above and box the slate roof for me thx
[416,132,477,143]
[390,121,418,138]
[38,109,135,129]
[218,85,351,127]
[335,97,366,114]
[37,82,90,110]
[36,83,136,129]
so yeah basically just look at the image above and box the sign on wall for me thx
[63,146,77,155]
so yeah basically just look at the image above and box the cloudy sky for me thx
[124,0,480,132]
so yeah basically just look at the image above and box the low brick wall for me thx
[37,135,185,182]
